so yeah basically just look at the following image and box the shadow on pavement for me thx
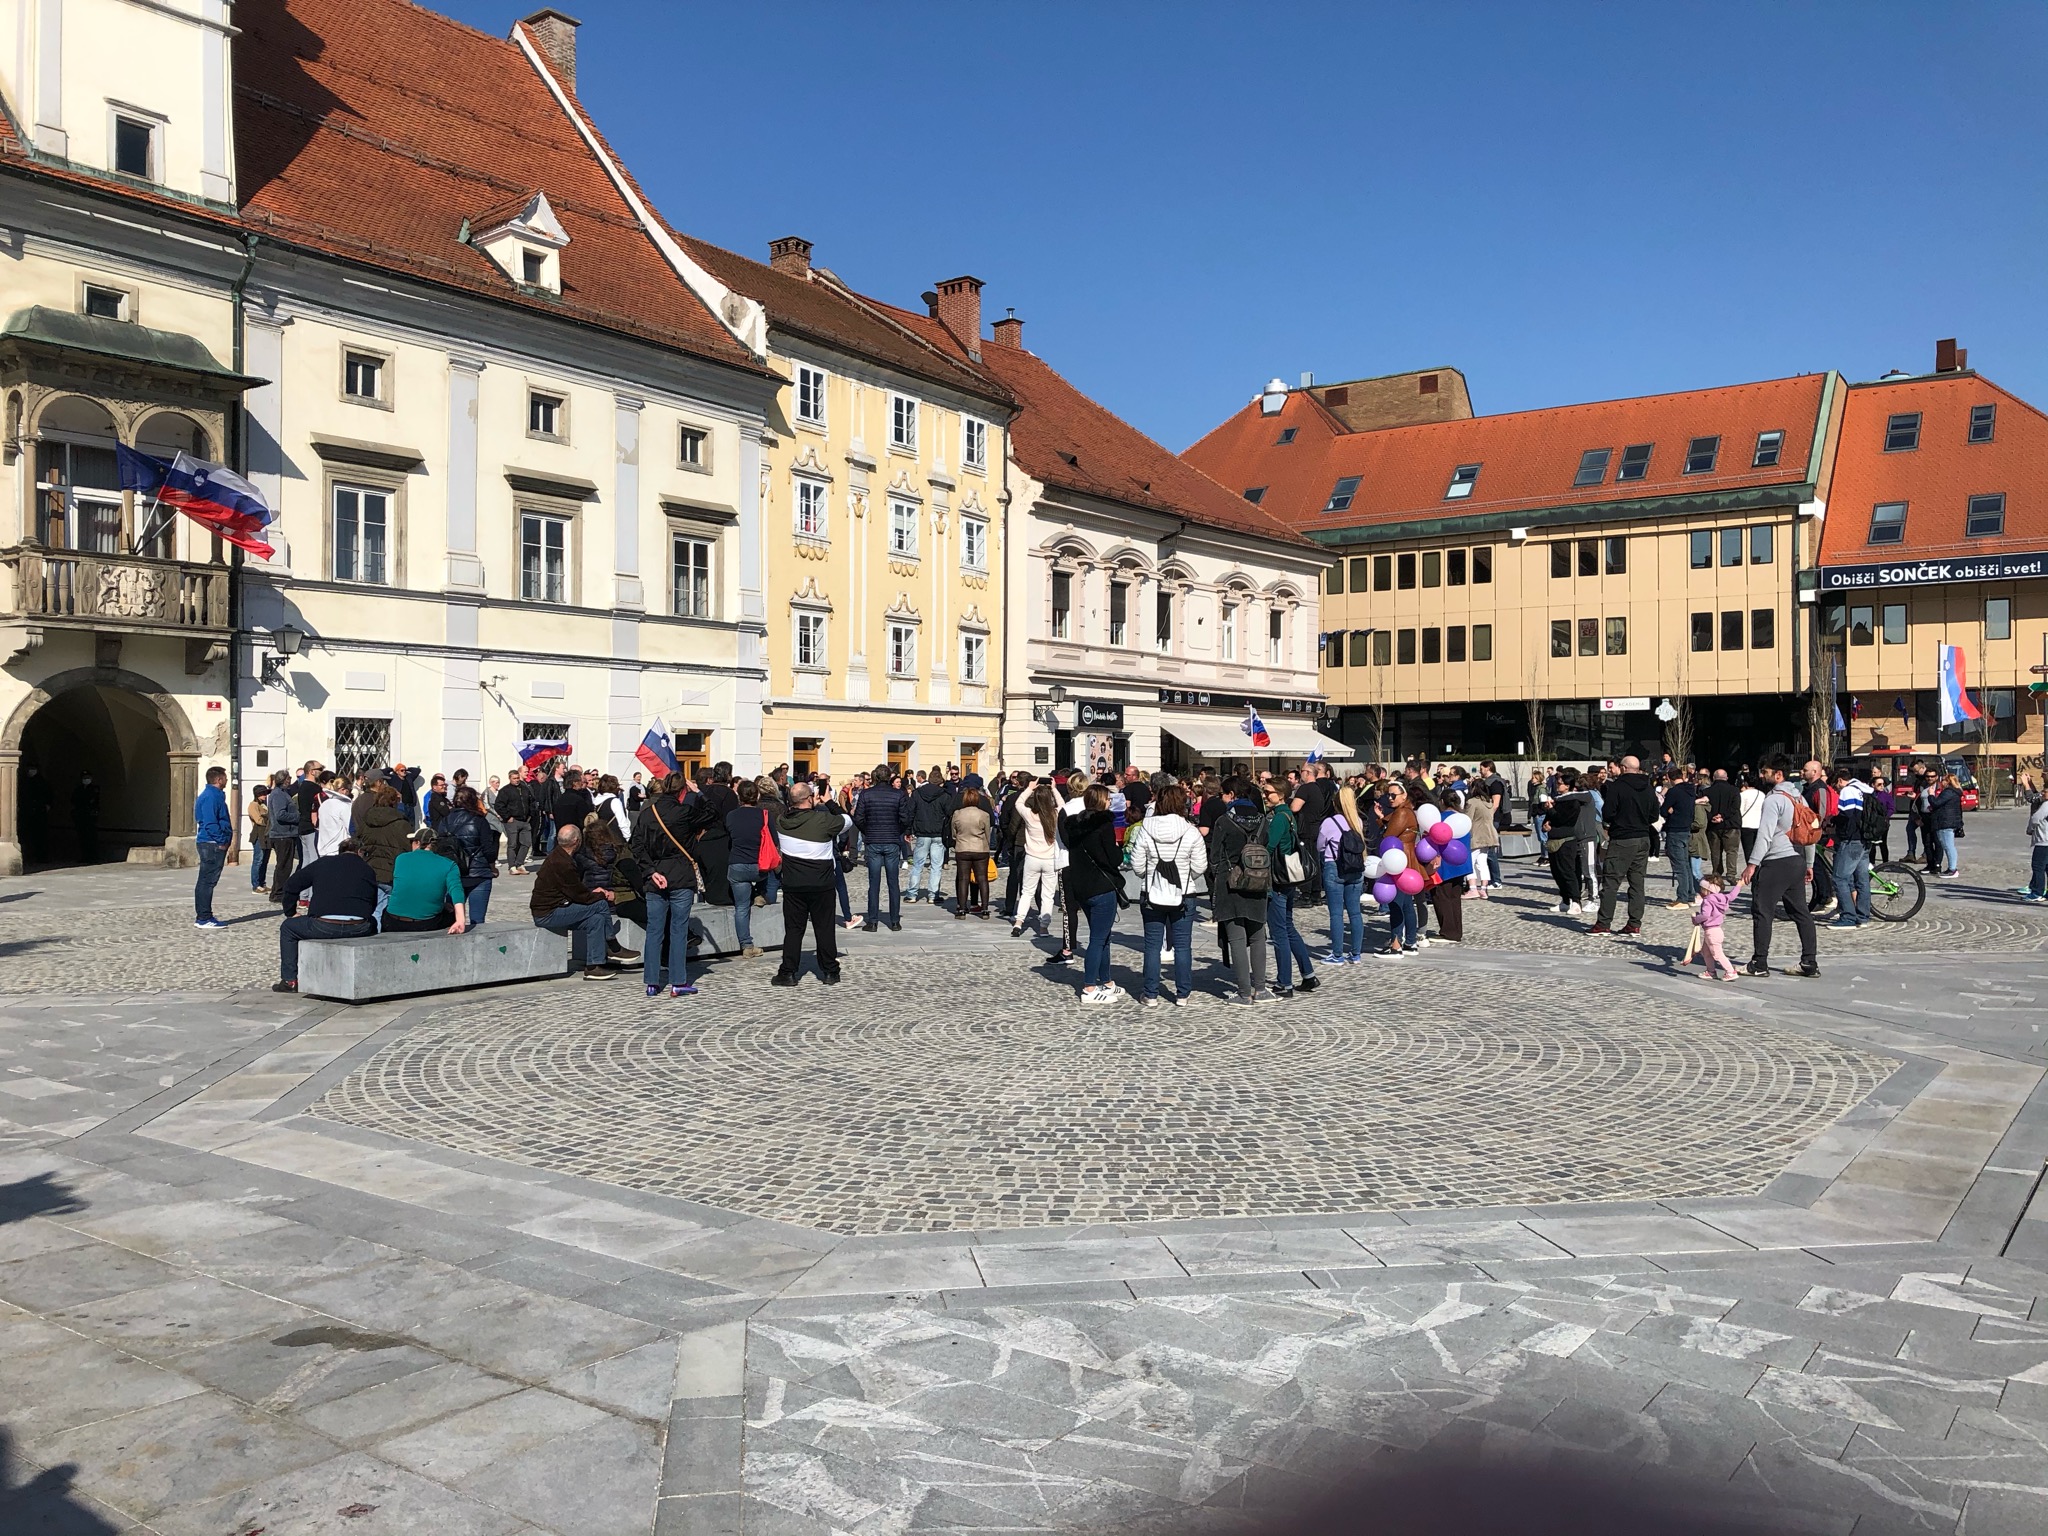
[0,1429,117,1535]
[0,1173,87,1225]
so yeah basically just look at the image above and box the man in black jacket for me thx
[1659,773,1700,908]
[1705,768,1742,880]
[906,768,955,907]
[851,767,910,930]
[495,769,536,873]
[275,838,378,993]
[770,783,848,985]
[1591,755,1660,935]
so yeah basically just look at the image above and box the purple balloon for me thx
[1442,839,1469,864]
[1378,836,1404,855]
[1395,867,1427,895]
[1372,879,1399,905]
[1415,838,1440,862]
[1428,820,1456,847]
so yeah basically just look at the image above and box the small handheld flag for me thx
[517,738,571,769]
[635,717,679,777]
[1936,645,1983,730]
[1240,705,1270,749]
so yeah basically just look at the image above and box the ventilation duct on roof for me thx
[1260,378,1288,416]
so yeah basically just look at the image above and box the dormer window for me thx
[521,250,545,286]
[469,190,569,296]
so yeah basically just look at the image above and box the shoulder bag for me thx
[757,807,782,872]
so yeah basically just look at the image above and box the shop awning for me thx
[1162,718,1355,760]
[1265,724,1356,760]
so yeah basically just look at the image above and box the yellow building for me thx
[685,241,1013,782]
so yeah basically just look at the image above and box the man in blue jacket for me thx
[194,766,232,930]
[851,766,910,931]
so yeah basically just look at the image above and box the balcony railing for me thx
[1,546,229,631]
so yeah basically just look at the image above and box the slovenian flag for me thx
[118,445,275,558]
[1936,644,1984,730]
[517,738,571,768]
[1240,705,1270,748]
[635,717,679,777]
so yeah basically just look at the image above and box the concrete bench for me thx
[298,923,570,1003]
[615,899,784,959]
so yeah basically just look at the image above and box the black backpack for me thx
[1224,808,1275,896]
[1333,824,1368,882]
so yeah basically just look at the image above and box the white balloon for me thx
[1415,804,1442,831]
[1363,856,1383,880]
[1379,848,1408,875]
[1447,812,1473,840]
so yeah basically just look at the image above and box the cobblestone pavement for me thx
[0,817,2043,1532]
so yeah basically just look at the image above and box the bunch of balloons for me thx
[1368,804,1477,905]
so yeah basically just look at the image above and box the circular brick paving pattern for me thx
[313,969,1895,1234]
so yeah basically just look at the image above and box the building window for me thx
[1551,619,1571,659]
[1397,627,1416,665]
[1884,413,1921,452]
[1373,554,1393,591]
[794,611,827,669]
[520,512,569,603]
[520,248,545,286]
[1577,540,1598,578]
[1325,632,1344,670]
[1617,443,1652,481]
[796,364,827,426]
[1421,627,1441,664]
[1868,501,1908,545]
[1969,404,1996,444]
[81,284,130,320]
[888,499,918,558]
[1422,550,1441,587]
[1325,475,1361,512]
[1601,536,1624,574]
[1684,436,1720,475]
[528,390,565,439]
[1987,596,2012,640]
[1720,526,1742,566]
[1551,542,1571,579]
[1750,524,1774,564]
[343,351,384,404]
[1051,571,1071,639]
[1109,581,1128,646]
[794,478,827,540]
[1849,606,1872,645]
[1349,631,1371,667]
[1156,589,1172,651]
[1327,561,1344,594]
[334,718,393,783]
[963,417,988,471]
[887,622,917,677]
[1577,617,1598,657]
[1752,430,1783,468]
[1606,616,1627,655]
[112,114,156,179]
[1268,608,1284,665]
[1447,549,1467,585]
[1277,427,1298,445]
[678,426,707,468]
[890,394,918,451]
[1966,493,2006,537]
[1220,602,1238,661]
[1446,625,1466,662]
[961,632,988,684]
[332,485,390,585]
[672,535,712,618]
[1690,612,1712,652]
[1371,630,1392,666]
[1472,546,1492,583]
[1882,603,1907,644]
[961,515,988,571]
[1689,529,1712,568]
[1720,610,1742,651]
[1445,463,1481,499]
[1397,553,1416,590]
[1244,487,1266,504]
[1574,448,1611,487]
[1750,608,1774,649]
[1472,624,1492,661]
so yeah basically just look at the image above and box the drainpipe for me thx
[996,426,1011,775]
[226,234,258,853]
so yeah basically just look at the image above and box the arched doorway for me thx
[0,668,199,873]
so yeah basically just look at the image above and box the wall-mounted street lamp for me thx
[1037,682,1068,729]
[261,623,304,687]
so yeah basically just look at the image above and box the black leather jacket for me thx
[440,807,500,889]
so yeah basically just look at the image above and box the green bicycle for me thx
[1869,861,1927,922]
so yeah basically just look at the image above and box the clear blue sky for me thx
[441,2,2048,450]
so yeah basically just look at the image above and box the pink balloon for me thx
[1395,867,1426,896]
[1371,879,1399,905]
[1428,821,1456,847]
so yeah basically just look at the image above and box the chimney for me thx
[522,9,580,93]
[768,236,812,277]
[934,276,983,359]
[990,307,1022,350]
[1935,337,1958,373]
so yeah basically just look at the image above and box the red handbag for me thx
[757,807,782,872]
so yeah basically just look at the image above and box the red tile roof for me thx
[231,0,761,372]
[1184,374,1833,533]
[1818,373,2048,563]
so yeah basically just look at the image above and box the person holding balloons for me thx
[1315,784,1371,964]
[1373,779,1425,957]
[1422,802,1475,942]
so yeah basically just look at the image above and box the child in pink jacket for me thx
[1693,872,1743,980]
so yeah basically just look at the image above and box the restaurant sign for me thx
[1820,551,2048,592]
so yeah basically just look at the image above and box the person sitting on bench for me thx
[274,837,378,994]
[381,828,472,935]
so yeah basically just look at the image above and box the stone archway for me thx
[0,666,200,875]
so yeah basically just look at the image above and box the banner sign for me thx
[1075,699,1125,730]
[1819,551,2048,591]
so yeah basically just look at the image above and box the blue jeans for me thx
[1833,839,1871,921]
[374,883,391,925]
[910,835,946,898]
[728,863,761,946]
[1667,828,1697,902]
[1266,888,1316,986]
[1329,877,1366,958]
[1387,890,1420,947]
[194,840,228,921]
[2030,844,2048,898]
[835,866,853,923]
[249,841,270,889]
[1935,827,1958,874]
[538,899,613,967]
[466,878,492,924]
[280,914,374,983]
[865,843,902,925]
[643,886,696,988]
[1081,889,1118,988]
[1141,901,1194,1000]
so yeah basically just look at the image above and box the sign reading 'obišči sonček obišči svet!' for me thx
[1820,551,2048,591]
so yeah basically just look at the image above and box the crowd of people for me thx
[183,745,2023,1001]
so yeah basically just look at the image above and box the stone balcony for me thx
[1,546,231,672]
